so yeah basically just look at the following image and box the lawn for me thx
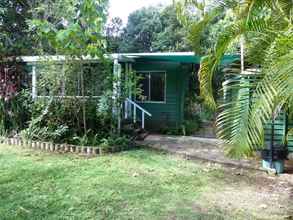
[0,144,292,220]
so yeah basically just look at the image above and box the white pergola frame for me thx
[19,54,134,100]
[19,54,135,133]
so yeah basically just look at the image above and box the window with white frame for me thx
[137,71,166,102]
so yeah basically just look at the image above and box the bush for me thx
[159,117,201,136]
[0,90,32,136]
[21,97,113,144]
[99,135,131,149]
[181,118,201,136]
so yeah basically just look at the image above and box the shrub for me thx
[181,119,201,136]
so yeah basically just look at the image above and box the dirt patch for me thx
[140,135,261,170]
[140,135,293,219]
[196,164,293,219]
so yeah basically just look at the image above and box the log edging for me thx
[2,137,133,157]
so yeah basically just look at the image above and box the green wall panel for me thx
[131,61,190,130]
[264,112,293,153]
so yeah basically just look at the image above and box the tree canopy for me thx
[106,5,192,53]
[0,0,32,56]
[0,0,83,56]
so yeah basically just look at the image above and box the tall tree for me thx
[105,17,123,53]
[152,6,190,52]
[119,6,162,53]
[0,0,32,56]
[116,5,191,53]
[27,0,82,54]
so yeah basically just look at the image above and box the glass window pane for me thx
[137,73,149,101]
[150,73,165,102]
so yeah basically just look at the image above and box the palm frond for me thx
[219,49,293,157]
[180,0,292,157]
[199,20,246,109]
[217,70,263,157]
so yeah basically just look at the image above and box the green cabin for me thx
[21,52,238,131]
[118,52,238,130]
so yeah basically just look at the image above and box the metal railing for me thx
[124,98,152,129]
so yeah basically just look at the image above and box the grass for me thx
[0,144,289,219]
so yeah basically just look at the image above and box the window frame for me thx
[135,70,167,104]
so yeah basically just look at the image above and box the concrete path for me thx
[138,134,261,170]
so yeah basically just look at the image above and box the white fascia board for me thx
[19,54,135,64]
[19,55,102,64]
[18,52,194,64]
[112,52,195,58]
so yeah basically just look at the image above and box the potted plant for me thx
[261,146,288,174]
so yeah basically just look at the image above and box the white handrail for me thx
[125,98,152,116]
[125,98,152,129]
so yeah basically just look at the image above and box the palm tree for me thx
[176,0,293,157]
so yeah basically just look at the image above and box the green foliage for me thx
[30,0,108,56]
[118,6,162,53]
[19,59,139,144]
[0,0,81,56]
[112,5,191,53]
[105,17,123,53]
[0,0,32,56]
[72,131,101,146]
[0,90,32,136]
[175,0,239,56]
[99,135,131,149]
[25,0,114,143]
[180,0,293,156]
[21,121,69,143]
[159,118,201,136]
[152,6,191,52]
[21,97,112,143]
[181,119,201,136]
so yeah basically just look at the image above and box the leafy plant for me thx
[20,98,69,142]
[182,119,201,136]
[177,0,293,157]
[99,135,131,149]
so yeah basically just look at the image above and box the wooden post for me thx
[124,100,128,119]
[32,65,37,99]
[112,58,122,134]
[128,63,133,115]
[124,63,129,119]
[61,64,65,96]
[117,63,122,134]
[142,112,145,129]
[134,106,137,123]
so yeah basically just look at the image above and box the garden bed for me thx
[2,137,135,157]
